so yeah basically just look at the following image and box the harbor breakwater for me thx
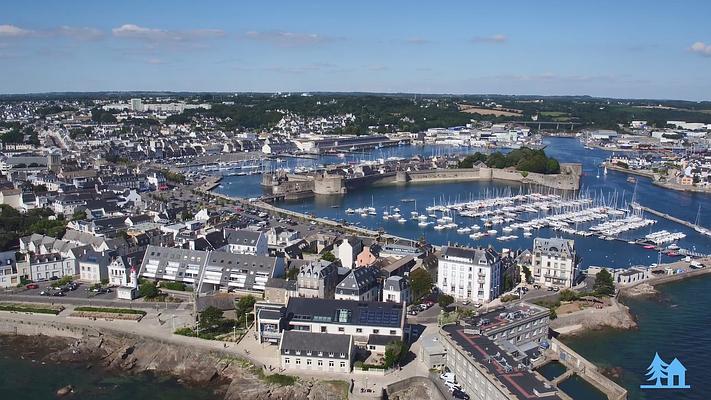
[262,164,582,198]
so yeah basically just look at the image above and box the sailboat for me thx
[596,168,600,179]
[603,165,608,175]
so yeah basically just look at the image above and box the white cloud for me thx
[243,31,338,47]
[690,41,711,57]
[112,24,224,42]
[471,34,508,44]
[0,24,34,38]
[56,26,104,41]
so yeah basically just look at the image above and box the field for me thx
[457,104,522,117]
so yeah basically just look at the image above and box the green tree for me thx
[199,306,224,330]
[593,269,615,297]
[559,289,578,302]
[285,267,299,280]
[321,251,336,262]
[139,281,159,299]
[437,294,454,309]
[235,295,256,316]
[409,268,433,300]
[383,340,405,369]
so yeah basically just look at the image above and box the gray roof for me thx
[280,331,351,357]
[336,266,379,296]
[225,228,263,246]
[441,246,499,265]
[383,276,409,292]
[533,237,575,258]
[286,297,403,328]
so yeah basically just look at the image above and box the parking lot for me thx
[20,281,118,300]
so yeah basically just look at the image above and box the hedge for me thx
[74,306,146,316]
[0,304,62,315]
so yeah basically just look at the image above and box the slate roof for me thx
[280,330,351,357]
[286,297,403,328]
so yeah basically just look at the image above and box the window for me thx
[284,358,290,364]
[306,359,312,366]
[317,360,323,366]
[373,329,379,334]
[328,360,334,367]
[321,326,327,333]
[295,358,301,365]
[340,362,346,368]
[356,328,362,333]
[389,330,396,335]
[338,327,344,332]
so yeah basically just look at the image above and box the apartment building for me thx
[531,237,577,288]
[296,260,339,299]
[279,330,353,373]
[438,302,559,400]
[334,266,380,301]
[256,297,405,346]
[138,245,284,295]
[437,246,502,303]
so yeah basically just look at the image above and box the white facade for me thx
[437,247,501,303]
[334,285,379,302]
[532,237,577,288]
[26,257,76,281]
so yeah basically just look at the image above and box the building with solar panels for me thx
[256,297,406,350]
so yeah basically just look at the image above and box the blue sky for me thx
[1,1,710,100]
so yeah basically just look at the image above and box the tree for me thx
[644,352,668,387]
[285,267,299,280]
[321,251,336,262]
[521,265,532,284]
[199,306,224,330]
[383,340,405,369]
[139,281,159,299]
[409,268,433,300]
[438,294,454,309]
[235,295,256,316]
[593,269,615,296]
[71,209,86,221]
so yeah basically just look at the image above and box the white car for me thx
[440,372,455,383]
[444,381,462,392]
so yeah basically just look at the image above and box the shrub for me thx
[161,281,187,291]
[74,306,146,316]
[559,289,579,302]
[263,374,296,386]
[174,327,196,336]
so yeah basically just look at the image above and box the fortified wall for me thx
[260,163,582,198]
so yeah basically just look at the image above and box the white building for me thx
[335,237,362,269]
[382,276,411,304]
[279,331,353,374]
[437,246,502,303]
[531,237,577,288]
[224,229,268,256]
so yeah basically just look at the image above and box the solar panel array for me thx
[358,307,400,326]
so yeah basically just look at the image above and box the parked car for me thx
[52,291,66,297]
[26,283,39,289]
[452,389,470,400]
[39,290,52,296]
[440,372,455,383]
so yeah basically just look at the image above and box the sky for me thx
[1,1,710,100]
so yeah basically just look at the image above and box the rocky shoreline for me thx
[550,298,638,336]
[0,331,346,400]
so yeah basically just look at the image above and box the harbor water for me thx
[215,137,711,268]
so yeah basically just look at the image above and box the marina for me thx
[215,137,711,268]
